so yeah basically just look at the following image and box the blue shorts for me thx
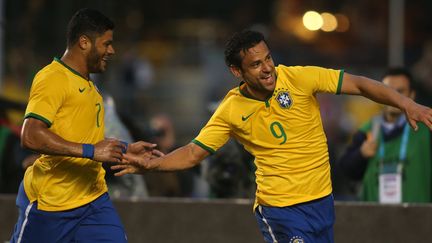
[255,194,335,243]
[10,182,127,243]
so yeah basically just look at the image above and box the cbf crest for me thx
[274,89,293,109]
[289,236,304,243]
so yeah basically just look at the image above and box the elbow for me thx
[21,135,35,151]
[20,130,40,151]
[20,118,50,152]
[187,143,208,167]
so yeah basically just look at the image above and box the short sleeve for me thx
[24,71,68,127]
[291,66,343,95]
[192,98,232,154]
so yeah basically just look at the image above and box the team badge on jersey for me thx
[275,91,293,109]
[289,236,304,243]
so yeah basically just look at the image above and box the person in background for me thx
[114,30,432,243]
[338,67,432,203]
[144,113,208,197]
[205,138,255,198]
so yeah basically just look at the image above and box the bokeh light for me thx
[335,14,350,32]
[320,12,338,32]
[303,11,323,31]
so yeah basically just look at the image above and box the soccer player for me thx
[113,30,432,243]
[10,8,156,243]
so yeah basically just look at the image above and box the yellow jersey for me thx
[23,58,107,211]
[193,65,343,208]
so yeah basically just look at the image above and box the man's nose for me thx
[262,62,272,72]
[108,46,115,55]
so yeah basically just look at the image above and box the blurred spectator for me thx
[338,67,432,203]
[144,113,206,197]
[117,46,155,115]
[121,49,154,90]
[205,139,255,198]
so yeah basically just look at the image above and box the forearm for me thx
[21,118,84,158]
[22,118,124,163]
[152,143,208,171]
[22,125,82,157]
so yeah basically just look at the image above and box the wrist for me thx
[120,141,128,153]
[400,96,412,111]
[82,144,95,159]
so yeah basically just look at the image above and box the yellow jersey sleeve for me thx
[25,70,69,126]
[193,94,233,153]
[281,65,343,95]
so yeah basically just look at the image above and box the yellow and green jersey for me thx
[193,65,343,208]
[23,57,107,211]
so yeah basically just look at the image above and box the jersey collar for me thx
[53,57,90,81]
[237,72,278,108]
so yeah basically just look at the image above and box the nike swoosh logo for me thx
[241,112,254,121]
[79,87,86,93]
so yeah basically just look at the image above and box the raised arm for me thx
[21,117,124,163]
[114,142,210,175]
[341,73,432,130]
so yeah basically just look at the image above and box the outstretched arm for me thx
[113,142,209,176]
[341,73,432,130]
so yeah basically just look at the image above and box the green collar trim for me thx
[238,81,272,107]
[54,57,89,80]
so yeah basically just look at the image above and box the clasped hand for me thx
[111,141,164,176]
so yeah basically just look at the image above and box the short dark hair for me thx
[224,30,267,68]
[383,67,414,90]
[66,8,114,47]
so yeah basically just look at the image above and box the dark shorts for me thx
[255,194,335,243]
[10,182,127,243]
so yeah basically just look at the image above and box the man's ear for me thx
[78,35,91,51]
[229,65,242,79]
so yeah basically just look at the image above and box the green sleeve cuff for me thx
[191,139,216,154]
[24,112,52,127]
[336,69,344,95]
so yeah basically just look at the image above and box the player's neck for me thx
[61,49,90,80]
[245,86,272,101]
